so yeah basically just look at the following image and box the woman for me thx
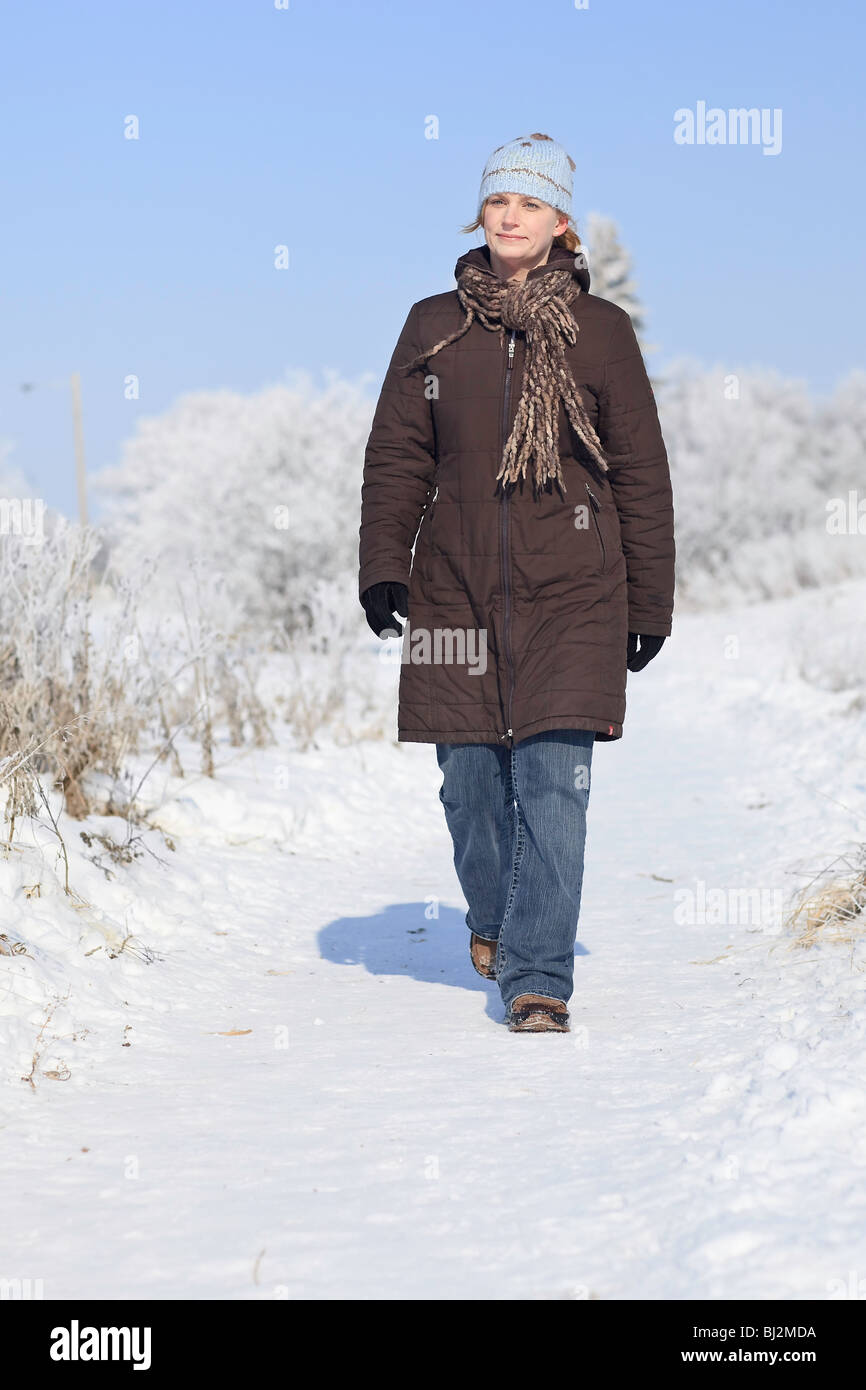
[359,133,675,1034]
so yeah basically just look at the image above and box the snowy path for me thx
[3,589,866,1300]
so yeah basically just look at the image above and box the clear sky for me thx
[2,0,863,517]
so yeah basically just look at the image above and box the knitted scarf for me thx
[399,262,609,493]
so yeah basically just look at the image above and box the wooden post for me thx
[70,371,88,526]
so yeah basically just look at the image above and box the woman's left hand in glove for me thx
[626,632,666,671]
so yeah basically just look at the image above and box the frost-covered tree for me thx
[581,212,650,350]
[814,368,866,496]
[93,370,376,637]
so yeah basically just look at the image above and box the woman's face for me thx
[482,193,569,267]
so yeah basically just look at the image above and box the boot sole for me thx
[508,1013,570,1033]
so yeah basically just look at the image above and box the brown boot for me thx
[469,932,498,980]
[507,994,570,1033]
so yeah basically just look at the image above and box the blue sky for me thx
[2,0,863,516]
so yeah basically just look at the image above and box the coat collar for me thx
[454,241,591,292]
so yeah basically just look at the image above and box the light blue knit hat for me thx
[477,133,575,220]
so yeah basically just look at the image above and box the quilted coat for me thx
[358,242,675,747]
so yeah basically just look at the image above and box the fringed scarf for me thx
[399,261,608,494]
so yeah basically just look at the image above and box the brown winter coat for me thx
[358,242,675,748]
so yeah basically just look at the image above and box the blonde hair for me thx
[460,196,582,253]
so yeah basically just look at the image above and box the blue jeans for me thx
[435,730,594,1008]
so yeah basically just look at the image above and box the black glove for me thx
[360,582,409,638]
[627,632,666,672]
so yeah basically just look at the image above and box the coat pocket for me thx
[585,482,606,570]
[427,484,439,551]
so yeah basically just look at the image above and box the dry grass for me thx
[0,522,154,825]
[784,847,866,948]
[20,993,69,1089]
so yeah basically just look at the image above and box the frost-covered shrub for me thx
[788,582,866,696]
[0,519,150,822]
[0,519,273,825]
[659,364,866,608]
[263,572,400,748]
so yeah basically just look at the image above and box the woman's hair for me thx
[460,197,583,253]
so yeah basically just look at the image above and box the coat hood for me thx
[454,241,591,293]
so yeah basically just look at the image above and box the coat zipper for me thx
[585,481,606,570]
[500,330,517,745]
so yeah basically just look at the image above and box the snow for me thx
[2,578,866,1300]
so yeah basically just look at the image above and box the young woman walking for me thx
[359,133,675,1034]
